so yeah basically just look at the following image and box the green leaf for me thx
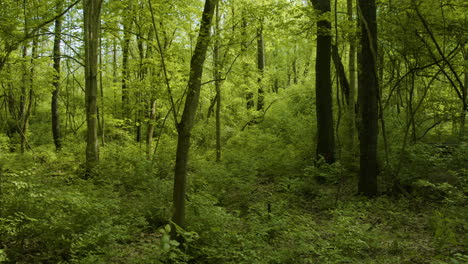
[161,234,170,243]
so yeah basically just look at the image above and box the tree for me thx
[84,0,102,175]
[121,2,132,120]
[357,0,378,196]
[172,0,218,232]
[257,21,265,111]
[214,4,222,162]
[311,0,335,163]
[52,1,63,151]
[347,0,357,153]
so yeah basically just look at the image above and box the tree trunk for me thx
[84,0,102,176]
[52,3,62,151]
[460,44,467,141]
[121,10,132,119]
[331,44,350,104]
[146,98,157,157]
[357,0,378,196]
[99,33,105,146]
[172,0,218,232]
[214,4,222,162]
[145,30,156,158]
[136,33,145,143]
[257,24,265,111]
[311,0,335,163]
[347,0,356,153]
[19,44,28,153]
[292,57,298,84]
[20,38,37,153]
[241,12,254,110]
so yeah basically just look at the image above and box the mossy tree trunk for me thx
[84,0,102,176]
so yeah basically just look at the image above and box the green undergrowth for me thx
[0,141,466,263]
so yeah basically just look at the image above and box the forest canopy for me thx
[0,0,466,263]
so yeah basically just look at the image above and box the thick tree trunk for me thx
[357,0,378,196]
[84,0,102,176]
[52,4,62,151]
[311,0,335,163]
[173,0,218,232]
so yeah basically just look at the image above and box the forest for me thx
[0,0,466,263]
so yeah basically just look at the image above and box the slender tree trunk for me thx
[20,37,37,153]
[241,13,253,110]
[113,39,118,116]
[18,43,28,153]
[146,98,157,157]
[99,33,105,146]
[52,3,63,151]
[408,72,417,143]
[121,11,132,119]
[136,33,145,143]
[173,0,218,233]
[347,0,356,153]
[21,42,35,153]
[462,67,467,141]
[357,0,378,196]
[214,4,222,162]
[84,0,102,176]
[460,44,467,141]
[311,0,335,163]
[257,24,265,111]
[331,44,350,104]
[292,57,298,84]
[145,29,156,158]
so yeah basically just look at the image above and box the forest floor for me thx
[0,141,467,264]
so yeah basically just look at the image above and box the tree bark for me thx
[331,44,350,104]
[52,3,63,151]
[347,0,356,153]
[21,44,35,153]
[311,0,335,163]
[145,29,156,158]
[172,0,218,232]
[99,33,105,146]
[460,44,467,141]
[20,36,37,153]
[121,9,132,119]
[214,4,222,162]
[84,0,102,176]
[357,0,378,196]
[256,24,265,111]
[146,98,157,157]
[241,12,254,110]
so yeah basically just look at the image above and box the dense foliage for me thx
[0,0,466,263]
